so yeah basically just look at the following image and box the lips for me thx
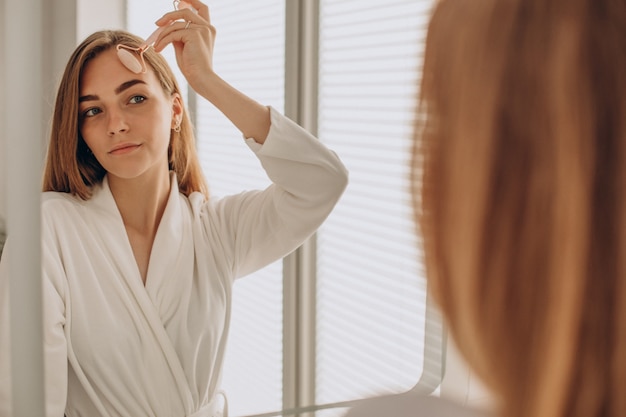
[109,143,141,155]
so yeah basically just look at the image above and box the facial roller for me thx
[116,0,194,73]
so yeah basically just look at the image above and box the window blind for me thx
[315,0,440,411]
[193,2,286,417]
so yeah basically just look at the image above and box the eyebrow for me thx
[79,79,147,103]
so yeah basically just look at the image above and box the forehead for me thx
[79,48,163,95]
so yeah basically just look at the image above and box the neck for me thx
[108,170,171,235]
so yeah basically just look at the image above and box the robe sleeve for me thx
[0,220,69,417]
[202,106,349,279]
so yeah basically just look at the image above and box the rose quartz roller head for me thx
[116,26,165,73]
[116,0,195,73]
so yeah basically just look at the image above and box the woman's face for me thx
[78,48,182,182]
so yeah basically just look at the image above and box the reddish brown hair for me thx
[416,0,626,416]
[43,30,208,199]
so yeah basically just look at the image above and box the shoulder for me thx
[42,190,82,202]
[344,394,492,417]
[40,188,111,231]
[41,181,116,217]
[41,191,85,213]
[39,192,89,239]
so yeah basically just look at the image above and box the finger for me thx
[174,0,194,11]
[153,20,214,53]
[182,0,210,22]
[152,20,191,51]
[155,9,206,27]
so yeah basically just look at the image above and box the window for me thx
[315,0,441,408]
[192,3,286,416]
[126,1,440,416]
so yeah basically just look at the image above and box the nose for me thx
[107,108,129,136]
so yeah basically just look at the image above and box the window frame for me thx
[279,1,446,416]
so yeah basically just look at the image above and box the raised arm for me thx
[200,107,349,279]
[153,0,271,143]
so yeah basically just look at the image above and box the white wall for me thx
[0,1,6,224]
[78,0,126,40]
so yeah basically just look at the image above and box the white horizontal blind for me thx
[193,2,285,417]
[315,0,438,411]
[128,1,286,416]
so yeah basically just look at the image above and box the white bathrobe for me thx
[0,108,348,417]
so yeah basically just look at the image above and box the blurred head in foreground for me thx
[415,0,626,416]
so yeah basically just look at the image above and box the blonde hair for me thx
[415,0,626,416]
[43,30,209,200]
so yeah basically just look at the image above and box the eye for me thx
[82,107,102,118]
[129,95,146,104]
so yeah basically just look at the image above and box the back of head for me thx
[416,0,626,416]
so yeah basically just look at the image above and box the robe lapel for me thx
[144,172,188,299]
[90,176,196,411]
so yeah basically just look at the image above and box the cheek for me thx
[79,125,96,150]
[79,123,109,164]
[155,108,175,143]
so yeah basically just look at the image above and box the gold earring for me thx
[173,122,181,133]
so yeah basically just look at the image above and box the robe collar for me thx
[87,171,185,289]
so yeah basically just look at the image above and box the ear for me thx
[171,92,184,125]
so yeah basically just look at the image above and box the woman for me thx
[347,0,626,416]
[0,1,348,416]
